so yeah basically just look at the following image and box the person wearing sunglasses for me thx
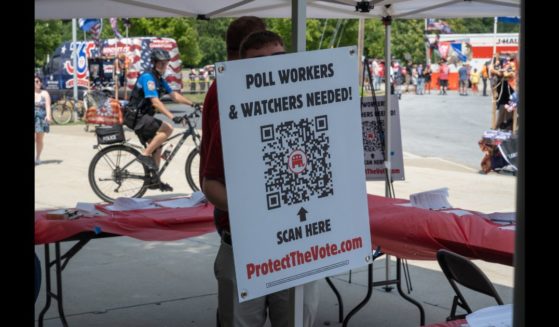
[34,75,52,165]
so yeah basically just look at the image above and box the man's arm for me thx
[150,97,174,120]
[169,91,195,107]
[202,178,228,211]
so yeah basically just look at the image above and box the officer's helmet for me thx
[151,49,171,62]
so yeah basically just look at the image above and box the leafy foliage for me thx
[35,17,519,68]
[391,19,427,63]
[35,21,71,67]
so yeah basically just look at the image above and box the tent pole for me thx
[382,13,394,290]
[72,18,79,122]
[383,15,393,197]
[424,19,430,66]
[358,18,365,89]
[291,0,306,52]
[289,4,306,325]
[493,17,498,57]
[513,2,524,326]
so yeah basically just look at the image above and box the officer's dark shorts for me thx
[134,114,162,146]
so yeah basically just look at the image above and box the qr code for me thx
[362,121,384,153]
[261,115,333,210]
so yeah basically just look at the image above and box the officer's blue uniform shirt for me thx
[137,72,173,98]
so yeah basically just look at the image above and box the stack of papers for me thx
[105,197,159,211]
[410,188,453,210]
[76,202,108,216]
[103,192,207,211]
[156,192,206,208]
[466,304,512,327]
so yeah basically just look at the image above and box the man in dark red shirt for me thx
[199,16,266,236]
[199,16,268,326]
[200,21,319,326]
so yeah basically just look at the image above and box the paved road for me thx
[169,91,494,170]
[397,90,494,169]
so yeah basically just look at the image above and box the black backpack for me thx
[123,71,167,129]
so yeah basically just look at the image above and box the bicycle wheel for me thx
[89,145,149,202]
[52,100,73,125]
[185,147,200,192]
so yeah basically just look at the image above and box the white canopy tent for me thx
[35,1,523,326]
[35,0,520,20]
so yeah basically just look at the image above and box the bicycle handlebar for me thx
[174,104,202,125]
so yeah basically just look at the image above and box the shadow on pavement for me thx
[36,159,63,166]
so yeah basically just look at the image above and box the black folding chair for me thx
[436,249,504,321]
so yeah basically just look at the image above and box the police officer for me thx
[125,49,197,188]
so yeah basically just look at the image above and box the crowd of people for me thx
[367,54,518,131]
[187,66,216,93]
[367,57,500,98]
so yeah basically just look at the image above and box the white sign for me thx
[216,47,372,302]
[361,95,405,181]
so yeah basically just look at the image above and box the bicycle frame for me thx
[91,107,201,193]
[156,117,201,178]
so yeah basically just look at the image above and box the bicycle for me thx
[51,91,86,125]
[88,106,202,203]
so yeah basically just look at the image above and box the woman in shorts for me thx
[35,75,52,165]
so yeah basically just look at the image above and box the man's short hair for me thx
[239,30,284,58]
[226,16,267,57]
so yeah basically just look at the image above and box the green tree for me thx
[35,17,519,69]
[128,18,202,67]
[391,19,426,63]
[195,18,231,67]
[35,20,72,67]
[363,19,385,60]
[266,18,293,51]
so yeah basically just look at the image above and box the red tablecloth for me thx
[35,195,514,266]
[422,319,467,327]
[368,195,514,266]
[34,202,216,244]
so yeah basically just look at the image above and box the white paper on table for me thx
[466,304,512,327]
[409,187,453,210]
[441,209,473,217]
[486,212,516,224]
[105,197,159,211]
[156,192,207,208]
[76,202,108,216]
[395,202,413,207]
